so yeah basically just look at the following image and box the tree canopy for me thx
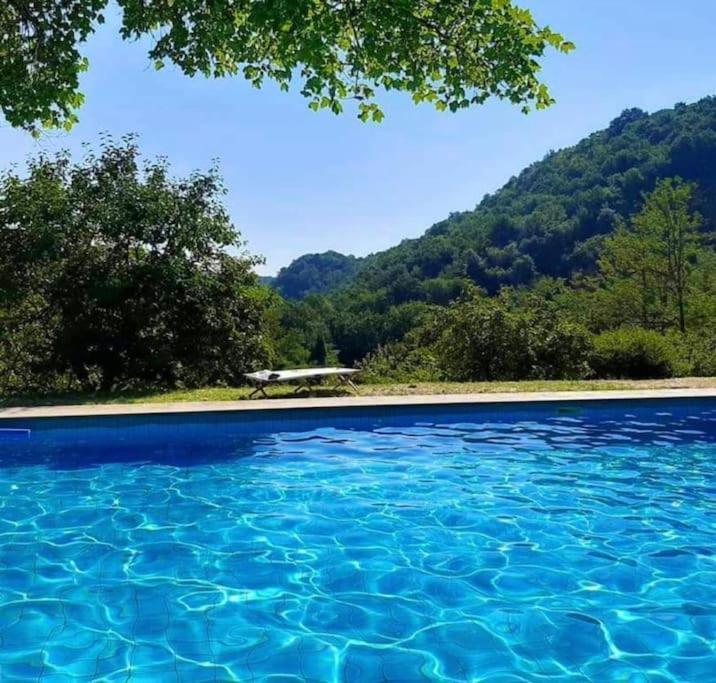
[599,178,704,333]
[273,251,362,299]
[1,0,572,132]
[0,137,274,392]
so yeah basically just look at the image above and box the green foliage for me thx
[329,299,440,365]
[356,310,444,382]
[0,0,104,134]
[310,333,328,367]
[5,98,716,393]
[687,335,716,376]
[268,295,339,369]
[0,137,272,392]
[273,251,361,300]
[591,328,679,379]
[269,99,716,381]
[670,330,716,377]
[599,178,704,332]
[322,98,716,311]
[434,290,593,381]
[0,295,62,393]
[358,343,442,384]
[1,0,571,131]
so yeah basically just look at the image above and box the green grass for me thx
[1,377,714,408]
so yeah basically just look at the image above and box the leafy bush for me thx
[358,343,442,384]
[0,298,65,393]
[591,328,679,379]
[689,336,716,376]
[435,293,593,381]
[670,330,716,377]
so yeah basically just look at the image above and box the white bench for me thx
[244,367,360,399]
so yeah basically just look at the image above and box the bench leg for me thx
[249,383,268,399]
[333,375,359,393]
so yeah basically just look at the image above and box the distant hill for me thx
[278,97,716,305]
[272,250,362,299]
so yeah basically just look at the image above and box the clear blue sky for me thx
[1,0,715,274]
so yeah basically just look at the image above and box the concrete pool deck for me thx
[1,387,715,420]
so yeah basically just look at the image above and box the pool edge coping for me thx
[1,387,715,420]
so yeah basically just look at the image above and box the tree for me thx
[1,0,573,132]
[311,332,329,367]
[0,137,273,392]
[599,178,704,333]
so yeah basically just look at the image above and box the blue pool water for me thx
[0,399,715,682]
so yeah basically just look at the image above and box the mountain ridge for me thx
[273,96,716,302]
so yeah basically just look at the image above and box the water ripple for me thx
[0,400,714,680]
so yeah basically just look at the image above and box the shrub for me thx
[0,298,66,394]
[435,293,593,381]
[591,327,678,379]
[690,335,716,376]
[358,343,442,384]
[670,330,716,377]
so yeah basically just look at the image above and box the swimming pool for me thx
[1,399,715,681]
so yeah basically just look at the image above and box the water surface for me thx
[0,400,715,681]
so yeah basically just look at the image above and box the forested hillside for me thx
[274,98,716,376]
[273,251,362,299]
[278,97,716,303]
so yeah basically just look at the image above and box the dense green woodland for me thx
[278,98,716,300]
[274,251,363,300]
[275,97,716,379]
[270,97,716,374]
[1,98,715,394]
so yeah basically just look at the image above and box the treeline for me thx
[277,179,716,382]
[1,104,715,395]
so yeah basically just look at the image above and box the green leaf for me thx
[0,0,572,130]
